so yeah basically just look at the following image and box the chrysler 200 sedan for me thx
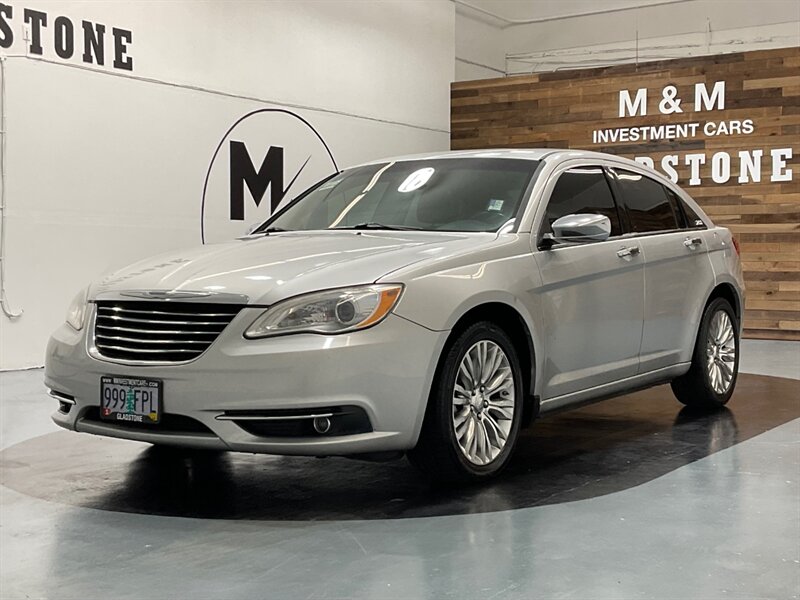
[45,149,744,481]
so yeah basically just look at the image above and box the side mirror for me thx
[543,213,611,247]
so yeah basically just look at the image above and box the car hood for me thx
[92,230,488,305]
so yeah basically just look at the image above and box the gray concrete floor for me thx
[1,340,798,600]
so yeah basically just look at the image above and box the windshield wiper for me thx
[258,226,291,234]
[334,222,422,231]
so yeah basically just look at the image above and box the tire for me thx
[408,321,524,483]
[671,297,740,409]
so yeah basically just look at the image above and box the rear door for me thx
[532,165,645,400]
[609,168,714,372]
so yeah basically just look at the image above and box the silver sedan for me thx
[45,149,745,482]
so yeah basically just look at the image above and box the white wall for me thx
[504,0,800,73]
[455,12,504,81]
[454,0,800,80]
[0,0,455,369]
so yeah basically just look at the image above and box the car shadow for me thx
[0,374,796,520]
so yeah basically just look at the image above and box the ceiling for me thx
[456,0,694,25]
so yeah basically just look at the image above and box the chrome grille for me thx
[93,301,243,363]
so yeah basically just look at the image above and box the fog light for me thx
[313,416,332,434]
[48,388,75,415]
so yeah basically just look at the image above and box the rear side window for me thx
[543,167,622,237]
[613,169,679,233]
[666,187,706,229]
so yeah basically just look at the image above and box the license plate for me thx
[100,376,162,424]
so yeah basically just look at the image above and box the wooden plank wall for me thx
[452,47,800,340]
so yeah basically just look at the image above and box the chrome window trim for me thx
[530,155,715,251]
[539,227,704,252]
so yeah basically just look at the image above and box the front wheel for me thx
[671,297,740,408]
[408,321,524,483]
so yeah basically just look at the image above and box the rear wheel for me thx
[408,321,524,483]
[671,297,739,408]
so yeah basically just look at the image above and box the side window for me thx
[543,167,622,237]
[666,187,706,229]
[613,169,679,233]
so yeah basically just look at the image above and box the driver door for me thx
[532,165,645,401]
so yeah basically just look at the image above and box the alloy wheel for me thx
[452,340,516,466]
[706,310,736,394]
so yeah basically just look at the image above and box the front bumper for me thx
[45,305,447,455]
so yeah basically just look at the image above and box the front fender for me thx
[389,249,545,398]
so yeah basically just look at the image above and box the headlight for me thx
[244,284,403,338]
[65,287,89,331]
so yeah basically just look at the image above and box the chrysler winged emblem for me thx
[120,290,213,300]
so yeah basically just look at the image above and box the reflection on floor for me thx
[0,340,798,599]
[2,374,798,521]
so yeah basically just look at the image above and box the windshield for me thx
[257,158,541,233]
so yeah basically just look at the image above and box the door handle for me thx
[617,246,640,258]
[683,236,703,248]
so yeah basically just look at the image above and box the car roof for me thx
[355,148,647,169]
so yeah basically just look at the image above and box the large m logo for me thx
[229,142,309,220]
